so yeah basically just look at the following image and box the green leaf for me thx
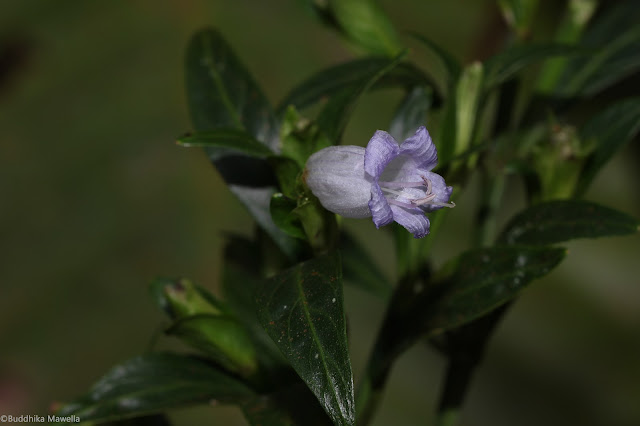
[185,28,302,260]
[408,32,461,91]
[57,353,255,423]
[389,86,433,141]
[256,253,355,426]
[177,129,274,158]
[270,193,307,240]
[498,200,640,245]
[327,0,403,56]
[340,232,392,300]
[484,43,580,90]
[276,57,433,115]
[423,246,566,334]
[220,236,290,376]
[185,28,278,147]
[554,3,640,97]
[165,314,259,377]
[317,51,408,144]
[497,0,539,39]
[454,62,483,158]
[576,97,640,196]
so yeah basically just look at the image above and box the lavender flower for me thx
[304,126,454,238]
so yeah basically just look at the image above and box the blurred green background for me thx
[1,1,639,425]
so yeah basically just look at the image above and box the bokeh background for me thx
[1,1,639,425]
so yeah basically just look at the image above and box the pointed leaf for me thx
[177,129,274,158]
[554,3,640,97]
[576,97,640,195]
[498,200,640,245]
[57,353,254,423]
[423,246,566,334]
[484,43,580,89]
[185,28,278,147]
[276,57,434,115]
[185,28,302,259]
[256,253,355,426]
[327,0,403,56]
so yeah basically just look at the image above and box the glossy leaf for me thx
[423,246,566,334]
[57,353,255,423]
[185,28,278,147]
[177,129,274,158]
[484,43,579,89]
[317,51,408,144]
[576,97,640,195]
[340,232,392,300]
[185,28,302,260]
[498,200,640,245]
[270,193,307,240]
[389,86,433,141]
[256,253,354,426]
[276,57,433,115]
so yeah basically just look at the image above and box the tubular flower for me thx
[304,126,454,238]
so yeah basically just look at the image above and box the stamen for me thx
[380,175,455,209]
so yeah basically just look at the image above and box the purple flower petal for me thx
[369,184,394,228]
[399,126,438,171]
[364,130,399,178]
[390,204,431,238]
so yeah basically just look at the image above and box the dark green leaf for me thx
[177,129,274,158]
[185,28,278,147]
[185,28,302,260]
[554,3,640,97]
[256,253,354,426]
[498,200,640,245]
[408,32,461,88]
[317,51,408,144]
[220,236,290,376]
[276,57,434,115]
[576,97,640,195]
[340,232,392,300]
[270,193,307,240]
[241,383,332,426]
[484,43,580,89]
[423,246,566,334]
[57,353,255,423]
[389,86,433,141]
